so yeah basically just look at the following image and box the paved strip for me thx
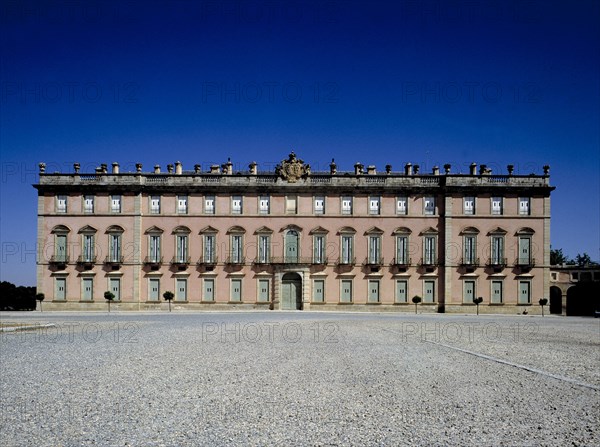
[0,323,56,333]
[383,328,600,391]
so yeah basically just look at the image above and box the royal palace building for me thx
[34,152,554,313]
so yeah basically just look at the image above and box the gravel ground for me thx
[1,312,598,446]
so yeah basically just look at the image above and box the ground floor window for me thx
[176,278,187,301]
[463,280,476,303]
[55,277,66,300]
[340,279,353,303]
[82,278,93,301]
[395,280,408,303]
[148,278,160,301]
[518,280,531,304]
[312,279,325,302]
[203,278,215,301]
[109,278,121,301]
[231,279,242,302]
[423,280,435,303]
[258,279,270,302]
[491,280,503,304]
[368,279,380,303]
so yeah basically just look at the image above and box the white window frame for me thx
[83,195,94,214]
[258,235,270,263]
[423,236,436,265]
[259,195,270,215]
[204,195,215,215]
[340,235,354,264]
[341,196,353,215]
[396,235,409,265]
[491,235,504,265]
[396,196,408,215]
[150,195,161,214]
[463,235,477,264]
[463,196,475,215]
[491,197,503,215]
[424,196,435,215]
[203,234,216,263]
[82,234,95,262]
[56,195,67,213]
[314,196,325,215]
[149,235,161,263]
[176,234,188,263]
[231,234,243,263]
[177,195,188,214]
[519,197,530,215]
[231,195,243,214]
[111,195,121,213]
[368,235,381,264]
[109,233,122,262]
[369,196,380,215]
[313,235,326,264]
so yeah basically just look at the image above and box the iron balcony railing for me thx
[460,257,480,267]
[143,256,163,265]
[363,257,385,267]
[76,255,96,264]
[270,257,313,265]
[170,256,191,265]
[486,257,507,267]
[391,257,411,267]
[336,257,356,266]
[104,256,124,265]
[514,258,536,267]
[225,256,246,265]
[197,257,218,266]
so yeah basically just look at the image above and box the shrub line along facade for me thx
[34,152,554,313]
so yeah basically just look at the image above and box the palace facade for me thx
[35,152,554,313]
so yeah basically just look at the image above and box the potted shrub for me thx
[412,295,422,314]
[163,291,174,312]
[539,298,548,317]
[35,293,45,312]
[473,296,483,315]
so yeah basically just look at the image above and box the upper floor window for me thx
[491,197,503,215]
[463,196,475,215]
[203,234,216,264]
[340,235,354,264]
[177,195,188,214]
[230,234,244,263]
[258,234,270,263]
[368,235,382,264]
[463,235,477,264]
[111,195,121,213]
[83,195,94,214]
[424,197,435,215]
[341,196,353,215]
[286,196,297,214]
[396,235,409,265]
[82,234,95,262]
[314,196,325,215]
[313,235,326,264]
[205,195,215,215]
[259,195,270,215]
[423,236,436,265]
[396,196,408,215]
[490,235,505,265]
[109,233,122,263]
[231,196,243,214]
[148,234,161,263]
[369,196,380,215]
[56,195,67,213]
[176,234,189,263]
[150,196,160,214]
[519,197,530,215]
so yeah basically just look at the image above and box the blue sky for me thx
[1,0,599,286]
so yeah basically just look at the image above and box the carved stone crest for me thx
[277,152,310,183]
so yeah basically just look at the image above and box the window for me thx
[259,195,270,214]
[368,235,382,264]
[205,195,215,214]
[424,196,435,215]
[109,278,121,300]
[463,235,477,265]
[396,236,409,265]
[258,279,270,302]
[231,279,242,302]
[148,278,160,301]
[396,196,408,215]
[55,234,68,262]
[423,236,436,265]
[340,279,353,303]
[82,234,95,262]
[396,280,408,303]
[313,235,326,264]
[83,195,94,213]
[518,237,531,265]
[285,196,297,214]
[176,278,187,301]
[203,278,215,301]
[258,235,270,263]
[150,196,160,214]
[56,195,67,213]
[341,196,353,215]
[491,197,503,215]
[423,280,435,303]
[571,272,580,281]
[111,195,121,213]
[109,234,122,263]
[369,196,380,215]
[149,235,161,263]
[491,280,503,304]
[519,281,531,304]
[55,277,66,300]
[341,235,353,264]
[312,279,325,303]
[314,196,325,214]
[231,235,243,263]
[176,235,188,263]
[368,280,380,303]
[204,234,216,264]
[82,278,93,301]
[177,195,188,214]
[491,236,504,265]
[231,196,243,214]
[464,196,475,215]
[463,280,476,303]
[519,197,530,215]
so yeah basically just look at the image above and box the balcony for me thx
[49,255,69,269]
[460,257,480,273]
[76,255,96,270]
[418,258,438,273]
[312,257,328,266]
[270,257,313,265]
[225,256,246,265]
[170,256,191,270]
[514,258,536,273]
[391,257,411,272]
[104,255,124,270]
[486,257,507,272]
[336,257,356,266]
[197,257,218,267]
[143,256,163,270]
[363,257,384,272]
[252,257,271,265]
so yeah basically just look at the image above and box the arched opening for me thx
[566,283,600,316]
[285,230,299,263]
[281,272,302,310]
[550,286,562,314]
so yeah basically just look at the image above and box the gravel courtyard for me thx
[1,312,598,446]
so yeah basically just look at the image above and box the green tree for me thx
[539,298,548,317]
[104,291,115,312]
[550,247,569,265]
[412,295,421,314]
[36,293,45,312]
[163,291,174,312]
[575,253,593,266]
[473,296,483,315]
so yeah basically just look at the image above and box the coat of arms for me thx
[277,152,311,183]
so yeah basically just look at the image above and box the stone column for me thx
[443,195,453,312]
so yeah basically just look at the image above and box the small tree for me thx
[163,291,174,312]
[104,291,115,313]
[539,298,548,317]
[412,295,421,314]
[473,296,483,315]
[35,293,45,312]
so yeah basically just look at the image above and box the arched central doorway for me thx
[281,272,302,310]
